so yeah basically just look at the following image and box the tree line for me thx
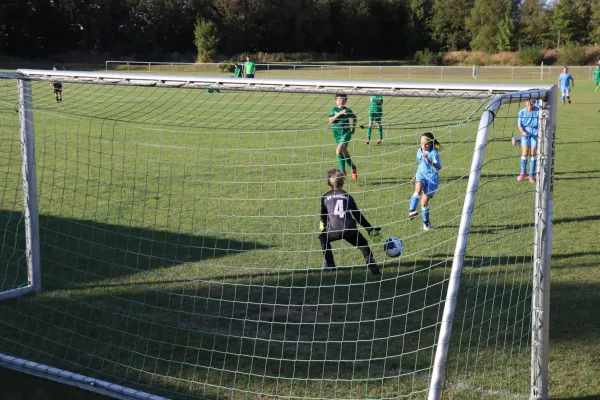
[1,0,600,61]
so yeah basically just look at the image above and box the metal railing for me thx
[105,60,597,80]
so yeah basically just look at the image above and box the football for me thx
[383,236,404,257]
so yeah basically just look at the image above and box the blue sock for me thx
[529,158,536,176]
[422,206,430,222]
[409,194,419,211]
[561,95,565,103]
[520,157,527,174]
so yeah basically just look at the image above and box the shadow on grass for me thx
[0,209,269,292]
[1,210,599,399]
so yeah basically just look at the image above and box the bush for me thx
[414,48,442,66]
[557,43,586,66]
[218,62,234,73]
[194,18,220,63]
[518,47,545,65]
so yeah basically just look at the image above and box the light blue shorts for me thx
[521,134,538,148]
[416,176,438,198]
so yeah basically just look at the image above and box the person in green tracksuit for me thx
[244,57,256,78]
[234,63,243,78]
[594,65,600,92]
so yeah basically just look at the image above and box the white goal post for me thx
[0,70,555,400]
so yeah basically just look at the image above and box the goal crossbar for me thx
[15,69,553,99]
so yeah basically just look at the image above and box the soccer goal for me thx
[0,70,555,400]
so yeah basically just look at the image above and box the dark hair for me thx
[335,94,347,99]
[421,132,442,150]
[327,168,345,189]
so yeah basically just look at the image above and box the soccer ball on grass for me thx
[383,236,404,257]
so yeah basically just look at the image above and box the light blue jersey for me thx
[518,106,540,148]
[518,106,539,136]
[415,148,442,196]
[558,72,573,91]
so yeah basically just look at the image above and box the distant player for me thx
[365,95,383,145]
[328,94,358,180]
[51,65,62,103]
[319,168,381,275]
[557,66,574,104]
[472,65,477,80]
[408,132,443,231]
[234,63,243,78]
[244,56,256,78]
[594,65,600,92]
[516,99,540,183]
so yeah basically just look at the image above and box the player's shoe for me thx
[322,263,336,272]
[351,168,358,180]
[568,98,572,104]
[529,175,536,183]
[423,220,432,231]
[376,139,382,145]
[516,173,526,182]
[366,256,380,276]
[365,140,370,145]
[408,210,419,220]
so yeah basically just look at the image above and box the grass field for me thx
[0,70,598,399]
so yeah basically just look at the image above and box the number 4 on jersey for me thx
[334,199,345,218]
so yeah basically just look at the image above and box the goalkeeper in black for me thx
[319,168,381,275]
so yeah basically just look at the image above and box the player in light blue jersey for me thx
[516,99,540,183]
[408,132,442,231]
[557,66,575,104]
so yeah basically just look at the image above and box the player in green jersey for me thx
[328,94,358,180]
[244,56,256,78]
[234,63,243,78]
[594,65,600,92]
[365,95,383,145]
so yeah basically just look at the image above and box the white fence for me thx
[105,60,597,81]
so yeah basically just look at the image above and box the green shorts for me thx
[595,79,600,87]
[334,132,352,145]
[369,111,382,123]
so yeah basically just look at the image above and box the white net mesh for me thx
[0,72,550,399]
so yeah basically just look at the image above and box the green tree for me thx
[519,0,553,47]
[431,0,474,50]
[468,0,510,51]
[553,0,589,47]
[497,0,516,51]
[194,17,220,62]
[591,0,600,44]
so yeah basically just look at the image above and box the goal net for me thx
[0,70,555,399]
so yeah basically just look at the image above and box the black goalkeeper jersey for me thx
[320,189,373,232]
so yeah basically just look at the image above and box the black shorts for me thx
[246,74,254,78]
[53,83,62,92]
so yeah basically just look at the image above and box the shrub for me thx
[218,62,234,73]
[518,47,545,65]
[557,43,586,66]
[414,48,442,66]
[194,18,220,63]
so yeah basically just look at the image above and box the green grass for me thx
[0,367,110,400]
[0,71,599,399]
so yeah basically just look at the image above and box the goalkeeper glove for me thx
[319,221,327,232]
[366,227,381,238]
